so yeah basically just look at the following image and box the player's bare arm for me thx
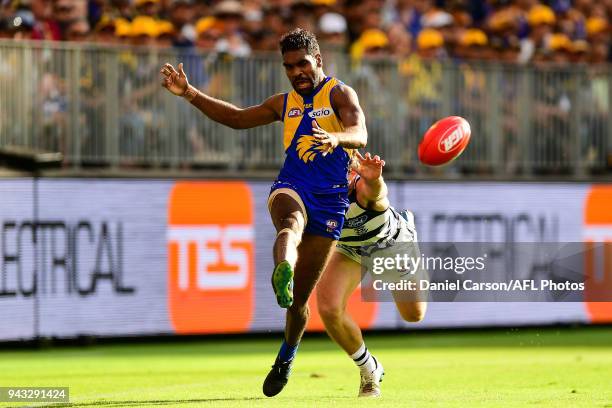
[353,151,389,212]
[160,62,284,129]
[312,83,367,149]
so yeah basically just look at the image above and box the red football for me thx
[418,116,471,166]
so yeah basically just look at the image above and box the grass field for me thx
[1,327,612,407]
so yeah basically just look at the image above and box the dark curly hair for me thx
[279,28,321,55]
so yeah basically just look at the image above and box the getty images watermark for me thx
[360,242,608,302]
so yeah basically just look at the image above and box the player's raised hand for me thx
[160,63,189,96]
[312,120,338,156]
[354,151,385,181]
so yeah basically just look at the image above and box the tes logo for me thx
[167,182,254,333]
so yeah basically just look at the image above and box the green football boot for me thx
[272,261,294,308]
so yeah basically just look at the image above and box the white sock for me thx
[350,343,377,374]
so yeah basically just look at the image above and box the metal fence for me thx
[0,40,610,176]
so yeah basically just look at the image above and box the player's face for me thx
[282,49,323,95]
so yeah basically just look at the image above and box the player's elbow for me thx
[354,132,367,148]
[359,131,368,148]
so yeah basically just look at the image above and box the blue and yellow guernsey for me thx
[277,77,354,194]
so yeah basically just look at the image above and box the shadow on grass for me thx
[3,326,611,357]
[38,397,265,407]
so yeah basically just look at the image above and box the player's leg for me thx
[269,191,306,268]
[394,300,427,322]
[285,233,337,344]
[268,190,306,308]
[317,251,384,397]
[263,233,337,397]
[393,209,428,323]
[316,252,363,353]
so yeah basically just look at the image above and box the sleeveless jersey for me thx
[278,77,354,193]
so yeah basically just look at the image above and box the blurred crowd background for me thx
[0,0,610,175]
[0,0,610,64]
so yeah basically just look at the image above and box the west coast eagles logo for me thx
[296,135,334,163]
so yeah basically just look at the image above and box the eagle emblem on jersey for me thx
[296,135,334,163]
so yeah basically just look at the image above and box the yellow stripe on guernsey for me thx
[283,77,351,158]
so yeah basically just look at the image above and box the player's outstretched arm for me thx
[354,151,389,211]
[312,83,368,149]
[160,63,283,130]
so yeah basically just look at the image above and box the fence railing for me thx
[0,40,610,177]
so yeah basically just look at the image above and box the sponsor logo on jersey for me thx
[308,108,333,119]
[355,226,368,235]
[346,214,369,228]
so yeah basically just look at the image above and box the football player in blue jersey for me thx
[161,28,368,397]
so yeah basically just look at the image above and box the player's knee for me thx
[318,301,343,325]
[398,304,426,323]
[278,214,305,236]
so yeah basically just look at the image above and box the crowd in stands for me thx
[0,0,609,173]
[0,0,609,64]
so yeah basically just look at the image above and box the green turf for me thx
[1,327,612,407]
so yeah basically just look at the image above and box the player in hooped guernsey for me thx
[317,151,427,397]
[161,29,368,398]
